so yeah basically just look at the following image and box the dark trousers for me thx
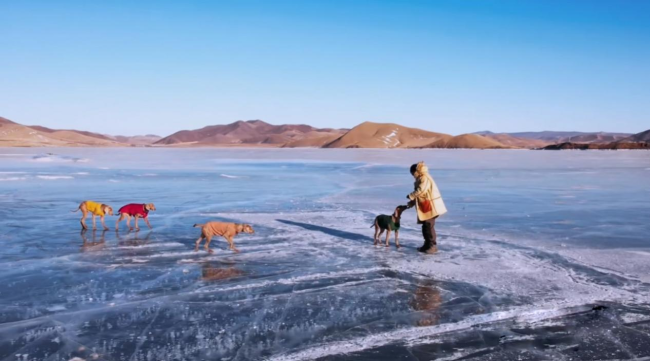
[420,217,437,250]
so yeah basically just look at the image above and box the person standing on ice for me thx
[407,161,447,254]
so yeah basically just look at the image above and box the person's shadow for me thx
[411,281,442,327]
[276,219,373,244]
[276,219,420,251]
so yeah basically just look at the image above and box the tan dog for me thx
[193,222,255,254]
[115,203,156,231]
[73,201,114,230]
[372,205,408,248]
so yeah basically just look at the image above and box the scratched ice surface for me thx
[0,148,649,361]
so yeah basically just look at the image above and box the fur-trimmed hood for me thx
[413,161,429,178]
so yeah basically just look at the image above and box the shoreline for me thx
[0,145,648,151]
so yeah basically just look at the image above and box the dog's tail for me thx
[71,207,80,213]
[193,224,204,228]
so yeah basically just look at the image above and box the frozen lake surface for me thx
[0,148,649,361]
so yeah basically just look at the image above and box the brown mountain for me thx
[113,134,162,145]
[502,131,632,144]
[563,132,631,144]
[282,133,344,148]
[323,122,451,148]
[0,116,160,147]
[542,129,650,150]
[30,125,115,141]
[617,129,650,143]
[481,133,549,148]
[155,120,346,146]
[0,117,17,125]
[423,134,511,149]
[3,114,643,150]
[29,125,160,146]
[542,142,649,150]
[0,117,123,147]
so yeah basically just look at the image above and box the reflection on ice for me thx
[0,149,649,360]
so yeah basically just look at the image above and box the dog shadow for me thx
[276,219,420,251]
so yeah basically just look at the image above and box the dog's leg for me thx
[125,215,133,231]
[205,235,214,254]
[115,213,124,230]
[80,209,88,230]
[194,234,204,252]
[226,236,240,253]
[100,216,108,231]
[395,230,400,249]
[385,230,391,247]
[134,215,140,231]
[144,217,152,230]
[373,224,380,246]
[92,214,97,230]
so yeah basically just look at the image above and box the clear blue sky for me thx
[1,0,649,136]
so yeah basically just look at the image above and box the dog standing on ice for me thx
[115,203,156,231]
[372,205,408,248]
[193,222,255,254]
[73,201,114,230]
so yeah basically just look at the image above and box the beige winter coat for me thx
[408,162,447,222]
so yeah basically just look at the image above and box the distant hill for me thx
[542,129,650,150]
[160,120,510,149]
[506,131,631,144]
[423,134,511,149]
[2,114,646,150]
[0,117,17,125]
[474,130,634,148]
[473,131,494,136]
[0,117,123,147]
[112,134,162,145]
[283,133,345,148]
[30,125,160,146]
[156,120,346,146]
[0,116,160,147]
[480,133,549,148]
[323,122,451,148]
[507,131,593,141]
[30,125,116,141]
[617,129,650,143]
[563,132,631,144]
[543,142,649,150]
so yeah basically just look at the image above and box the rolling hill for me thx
[0,117,121,147]
[112,134,162,145]
[506,131,631,144]
[424,134,512,149]
[480,133,549,148]
[542,129,650,150]
[31,125,160,145]
[0,117,161,147]
[323,122,451,148]
[617,129,650,143]
[2,114,646,150]
[155,120,346,146]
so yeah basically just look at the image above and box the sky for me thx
[1,0,649,136]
